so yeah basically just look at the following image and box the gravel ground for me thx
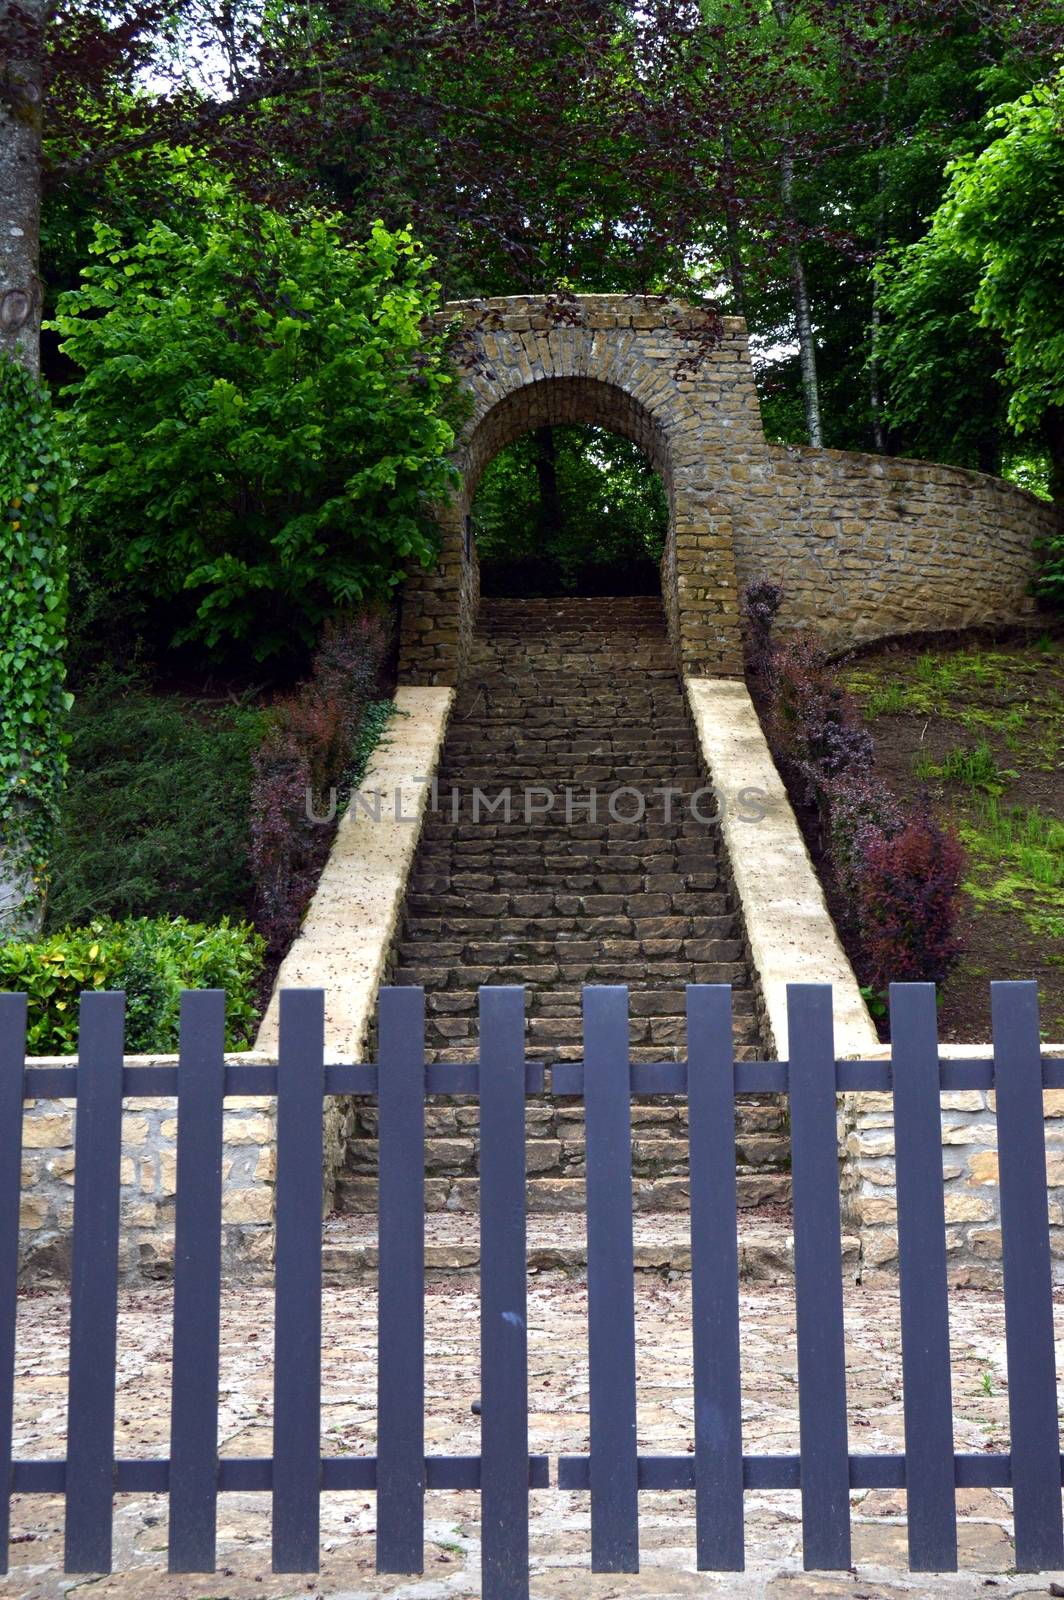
[5,1272,1063,1599]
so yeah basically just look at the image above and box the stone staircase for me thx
[336,596,790,1216]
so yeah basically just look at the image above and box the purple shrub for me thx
[250,611,388,954]
[740,580,783,678]
[856,804,966,989]
[748,583,966,1001]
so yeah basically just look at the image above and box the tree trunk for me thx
[0,0,49,937]
[721,124,747,320]
[1045,405,1064,505]
[533,426,563,543]
[771,0,822,448]
[779,145,823,447]
[0,0,46,374]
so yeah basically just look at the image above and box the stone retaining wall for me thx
[845,1046,1064,1287]
[735,445,1058,650]
[18,1067,277,1280]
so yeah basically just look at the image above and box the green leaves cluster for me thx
[937,73,1064,447]
[0,358,72,930]
[51,196,457,660]
[879,67,1064,512]
[0,916,265,1054]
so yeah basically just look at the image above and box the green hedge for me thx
[0,917,265,1054]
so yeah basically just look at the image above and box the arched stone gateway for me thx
[398,294,1060,684]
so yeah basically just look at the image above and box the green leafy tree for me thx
[472,425,667,592]
[51,187,456,660]
[878,67,1064,510]
[936,71,1064,499]
[875,236,1008,473]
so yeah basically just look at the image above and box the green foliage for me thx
[879,66,1064,526]
[0,357,72,931]
[936,73,1064,441]
[0,917,265,1054]
[46,667,269,930]
[876,237,1007,472]
[913,741,1015,795]
[472,425,667,591]
[51,195,456,661]
[961,797,1064,937]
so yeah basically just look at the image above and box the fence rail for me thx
[0,980,1062,1595]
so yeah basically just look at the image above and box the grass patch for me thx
[913,741,1015,794]
[847,640,1064,768]
[961,796,1064,935]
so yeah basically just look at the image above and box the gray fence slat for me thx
[376,986,426,1574]
[584,985,639,1573]
[272,988,325,1572]
[787,984,851,1571]
[0,994,26,1575]
[168,991,226,1572]
[992,980,1064,1571]
[478,986,530,1600]
[890,983,957,1571]
[687,985,744,1571]
[64,991,125,1573]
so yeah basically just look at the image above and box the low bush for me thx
[0,917,264,1054]
[47,667,269,930]
[739,580,783,679]
[857,809,967,989]
[250,612,390,954]
[743,582,966,1003]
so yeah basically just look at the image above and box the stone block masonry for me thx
[399,294,1060,685]
[17,1066,278,1280]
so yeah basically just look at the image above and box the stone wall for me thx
[844,1047,1064,1287]
[18,1066,277,1280]
[398,294,1059,688]
[733,445,1059,649]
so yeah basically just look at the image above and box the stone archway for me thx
[397,292,1060,684]
[398,295,762,683]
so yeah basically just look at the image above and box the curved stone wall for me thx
[732,444,1058,648]
[397,294,1060,683]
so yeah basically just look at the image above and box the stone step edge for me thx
[322,1231,859,1280]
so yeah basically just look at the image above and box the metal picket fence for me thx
[0,979,1062,1597]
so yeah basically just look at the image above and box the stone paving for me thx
[6,1262,1064,1599]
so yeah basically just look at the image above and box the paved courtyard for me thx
[7,1251,1064,1600]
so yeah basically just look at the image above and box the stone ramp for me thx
[337,595,790,1215]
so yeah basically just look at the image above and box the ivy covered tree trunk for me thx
[0,362,69,939]
[0,0,46,375]
[0,0,55,937]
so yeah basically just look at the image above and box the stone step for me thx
[395,937,742,969]
[337,594,786,1217]
[343,1129,789,1180]
[335,1170,792,1216]
[321,1213,851,1279]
